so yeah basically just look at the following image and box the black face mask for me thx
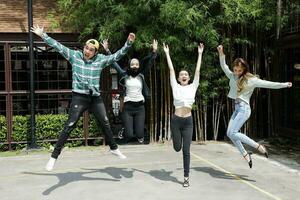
[127,68,139,77]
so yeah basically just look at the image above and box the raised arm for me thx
[253,78,292,89]
[140,39,158,74]
[193,43,204,84]
[31,25,75,62]
[100,33,136,67]
[163,43,177,87]
[101,39,126,75]
[163,43,175,76]
[217,45,233,79]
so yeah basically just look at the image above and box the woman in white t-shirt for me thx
[102,39,158,144]
[217,45,292,168]
[163,42,204,187]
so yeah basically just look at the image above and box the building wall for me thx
[0,0,62,33]
[0,1,122,149]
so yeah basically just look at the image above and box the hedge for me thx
[0,114,103,151]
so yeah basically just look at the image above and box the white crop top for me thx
[170,74,199,109]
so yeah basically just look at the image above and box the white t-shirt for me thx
[124,76,145,102]
[170,74,199,109]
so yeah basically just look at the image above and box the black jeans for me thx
[171,115,193,177]
[51,92,118,159]
[122,101,145,140]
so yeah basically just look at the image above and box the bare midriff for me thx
[174,107,192,117]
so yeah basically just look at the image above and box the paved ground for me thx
[0,142,299,200]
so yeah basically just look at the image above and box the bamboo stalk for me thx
[167,67,172,141]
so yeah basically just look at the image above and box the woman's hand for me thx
[217,45,224,56]
[163,43,169,54]
[198,43,204,54]
[101,39,109,52]
[152,39,158,52]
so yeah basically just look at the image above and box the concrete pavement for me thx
[0,142,299,200]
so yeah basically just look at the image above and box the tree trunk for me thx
[203,104,207,141]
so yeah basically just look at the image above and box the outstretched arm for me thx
[217,45,233,79]
[193,43,204,84]
[101,39,126,75]
[253,78,292,89]
[100,33,136,67]
[140,39,158,74]
[31,25,75,62]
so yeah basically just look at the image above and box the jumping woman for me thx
[217,44,292,168]
[101,39,158,144]
[163,42,204,187]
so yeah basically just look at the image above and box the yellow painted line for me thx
[191,152,282,200]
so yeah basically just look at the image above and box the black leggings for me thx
[51,92,118,159]
[122,101,145,139]
[171,115,193,177]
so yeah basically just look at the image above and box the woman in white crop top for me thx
[163,42,204,187]
[217,45,292,168]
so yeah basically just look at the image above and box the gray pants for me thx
[171,115,193,177]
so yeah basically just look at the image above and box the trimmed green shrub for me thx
[0,114,104,151]
[0,115,7,142]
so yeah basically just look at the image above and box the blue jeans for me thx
[227,100,258,155]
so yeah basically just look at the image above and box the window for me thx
[9,44,75,115]
[0,95,5,115]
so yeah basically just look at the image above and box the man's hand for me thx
[128,33,136,42]
[31,25,44,37]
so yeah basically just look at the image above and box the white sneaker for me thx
[110,148,127,159]
[45,157,57,171]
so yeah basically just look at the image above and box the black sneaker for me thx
[118,128,125,139]
[137,137,144,144]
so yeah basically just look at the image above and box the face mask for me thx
[127,68,139,77]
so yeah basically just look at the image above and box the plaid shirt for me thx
[41,33,132,96]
